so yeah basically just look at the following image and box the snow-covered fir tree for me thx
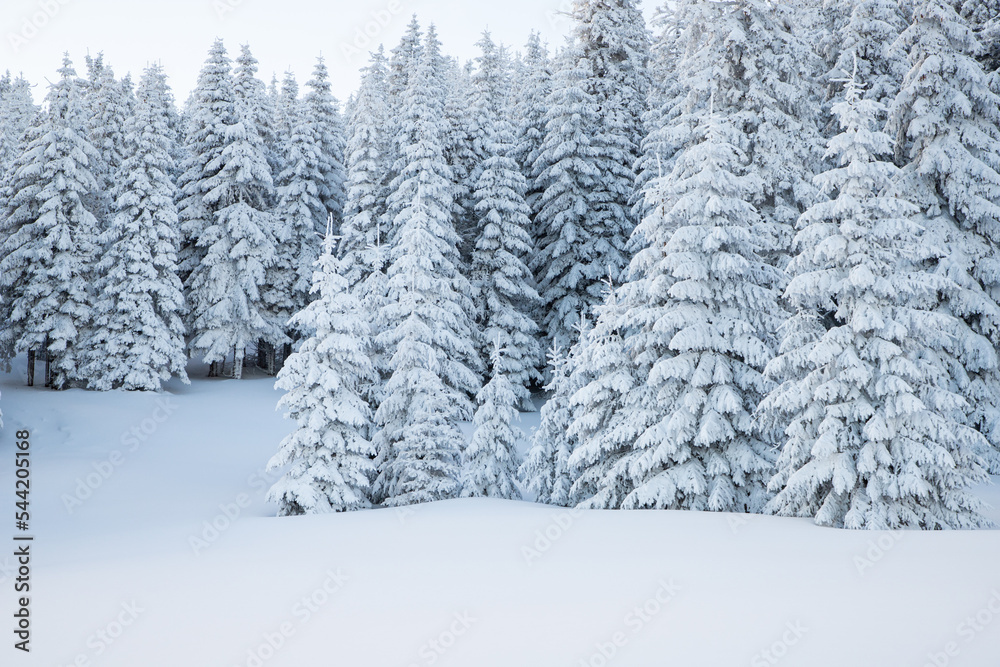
[531,0,649,354]
[570,92,783,511]
[509,32,551,237]
[339,48,393,399]
[304,57,347,232]
[0,56,100,388]
[957,0,1000,73]
[372,195,471,506]
[562,280,644,508]
[0,73,38,187]
[339,47,391,291]
[889,0,1000,469]
[470,101,541,409]
[181,40,279,378]
[762,62,991,528]
[461,343,524,500]
[82,54,134,229]
[571,0,650,236]
[829,0,908,106]
[530,45,608,354]
[264,77,325,344]
[442,58,480,262]
[373,28,482,505]
[519,316,595,506]
[177,40,237,282]
[267,226,376,515]
[234,44,281,181]
[82,64,189,391]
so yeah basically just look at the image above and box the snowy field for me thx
[2,358,999,667]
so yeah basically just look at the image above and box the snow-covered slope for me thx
[1,360,998,667]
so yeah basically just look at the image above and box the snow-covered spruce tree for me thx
[381,29,478,389]
[510,32,550,237]
[743,0,827,257]
[530,0,649,354]
[571,0,650,235]
[0,73,38,187]
[234,45,281,178]
[140,63,185,185]
[562,278,646,508]
[82,64,189,391]
[305,57,347,232]
[267,227,376,515]
[519,346,570,504]
[373,31,482,505]
[447,64,483,264]
[177,39,238,284]
[889,0,1000,470]
[957,0,1000,74]
[632,3,687,225]
[570,92,783,512]
[829,0,908,106]
[519,316,595,506]
[264,83,325,345]
[470,108,541,409]
[461,343,524,500]
[530,46,607,353]
[372,196,472,506]
[83,54,134,229]
[339,48,393,401]
[340,46,391,291]
[762,63,991,529]
[890,0,1000,471]
[182,40,279,378]
[271,71,297,142]
[0,56,101,388]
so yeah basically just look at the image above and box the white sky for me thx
[1,0,657,105]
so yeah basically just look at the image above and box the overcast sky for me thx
[2,0,657,105]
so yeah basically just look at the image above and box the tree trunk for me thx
[233,345,244,380]
[43,335,52,388]
[26,349,35,387]
[208,360,219,378]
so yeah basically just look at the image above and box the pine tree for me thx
[182,40,279,378]
[461,343,524,500]
[762,62,991,528]
[0,56,100,388]
[82,64,189,391]
[267,227,376,515]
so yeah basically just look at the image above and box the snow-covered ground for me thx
[1,358,999,667]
